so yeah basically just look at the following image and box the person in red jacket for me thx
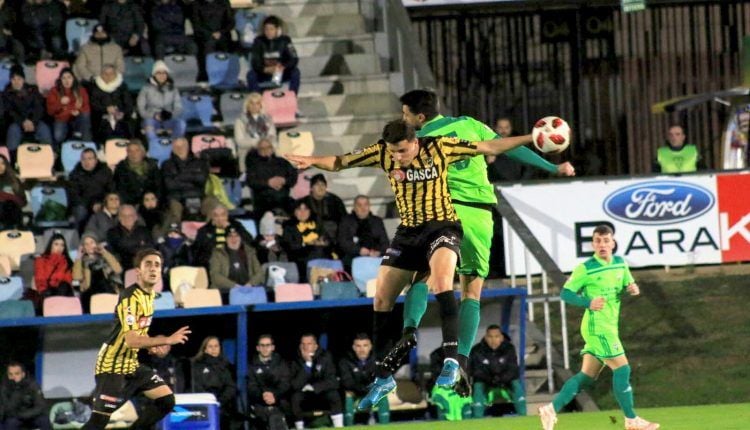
[34,233,74,297]
[46,67,92,149]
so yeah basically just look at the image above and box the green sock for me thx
[511,379,527,415]
[613,365,636,419]
[552,372,595,412]
[344,394,354,426]
[471,381,486,418]
[376,395,390,423]
[403,282,429,329]
[458,299,480,357]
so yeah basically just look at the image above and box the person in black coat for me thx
[20,0,65,62]
[248,334,291,429]
[113,139,162,205]
[300,174,346,242]
[105,204,155,270]
[247,15,300,94]
[289,333,343,429]
[338,333,389,425]
[336,195,389,272]
[88,65,133,142]
[2,65,52,152]
[144,344,188,393]
[245,138,297,219]
[193,204,253,267]
[280,200,332,282]
[468,325,526,417]
[161,137,209,222]
[150,0,197,59]
[68,148,114,231]
[190,0,233,81]
[0,362,52,430]
[98,0,148,56]
[157,222,193,287]
[0,0,25,63]
[191,336,238,430]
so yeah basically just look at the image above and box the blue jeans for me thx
[53,113,92,144]
[6,122,53,151]
[247,67,301,95]
[142,118,186,141]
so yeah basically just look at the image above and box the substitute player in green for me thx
[539,225,659,430]
[383,90,575,396]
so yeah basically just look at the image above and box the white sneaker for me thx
[625,416,660,430]
[538,403,557,430]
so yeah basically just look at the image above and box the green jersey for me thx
[564,255,634,336]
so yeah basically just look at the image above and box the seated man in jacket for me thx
[289,333,343,429]
[193,204,253,267]
[245,138,297,219]
[336,195,388,272]
[247,15,300,94]
[469,325,526,417]
[0,362,52,430]
[88,64,133,142]
[74,25,125,83]
[209,226,264,303]
[68,148,114,231]
[105,204,154,270]
[338,333,389,426]
[161,137,209,222]
[248,334,291,429]
[2,65,52,152]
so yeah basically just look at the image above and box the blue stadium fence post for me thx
[237,308,248,414]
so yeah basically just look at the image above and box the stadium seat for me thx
[219,92,246,127]
[0,230,36,270]
[181,94,214,132]
[180,221,205,241]
[320,281,360,300]
[278,131,314,157]
[236,218,257,238]
[0,61,12,91]
[206,52,240,89]
[164,55,198,88]
[290,171,310,200]
[124,268,138,286]
[262,262,299,286]
[61,141,97,175]
[0,146,9,163]
[35,60,70,94]
[0,276,24,302]
[190,134,227,156]
[43,296,83,316]
[229,286,267,305]
[235,11,265,49]
[274,283,314,303]
[170,266,208,305]
[365,278,377,298]
[0,300,35,319]
[306,258,344,282]
[66,18,98,53]
[147,137,173,166]
[223,178,243,209]
[30,185,69,228]
[262,89,298,127]
[351,256,382,294]
[182,288,222,308]
[124,56,154,92]
[105,139,129,169]
[17,143,55,180]
[153,292,176,310]
[89,293,119,314]
[0,255,11,276]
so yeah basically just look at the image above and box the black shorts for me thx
[92,365,167,413]
[381,220,463,273]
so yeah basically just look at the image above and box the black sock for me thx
[82,412,110,430]
[403,326,417,338]
[435,291,459,359]
[373,311,392,378]
[131,395,175,429]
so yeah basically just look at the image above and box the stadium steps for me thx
[297,93,400,117]
[526,393,557,416]
[254,0,361,19]
[293,34,376,57]
[298,73,390,97]
[287,113,394,136]
[285,14,368,38]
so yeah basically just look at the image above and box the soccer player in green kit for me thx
[375,89,575,400]
[539,225,659,430]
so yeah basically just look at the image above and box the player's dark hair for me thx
[263,15,283,28]
[133,248,163,268]
[400,90,439,121]
[486,324,501,332]
[354,332,371,341]
[382,119,416,144]
[300,333,317,341]
[593,224,614,237]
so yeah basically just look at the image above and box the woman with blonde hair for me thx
[234,92,276,162]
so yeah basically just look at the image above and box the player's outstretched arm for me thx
[286,154,345,171]
[475,134,534,156]
[124,326,191,349]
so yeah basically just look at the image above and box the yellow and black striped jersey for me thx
[340,136,478,227]
[95,284,155,375]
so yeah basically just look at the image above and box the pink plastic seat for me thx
[274,283,314,303]
[191,135,227,156]
[262,89,297,127]
[35,60,70,94]
[43,296,83,316]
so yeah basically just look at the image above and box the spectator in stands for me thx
[157,223,192,286]
[69,148,114,231]
[248,334,291,430]
[98,0,149,56]
[161,137,209,222]
[2,65,52,152]
[289,333,343,429]
[144,344,187,393]
[0,0,25,64]
[73,231,123,313]
[281,200,332,282]
[88,64,133,142]
[150,0,197,59]
[338,333,389,425]
[34,232,74,297]
[429,346,471,421]
[0,155,26,230]
[46,67,92,147]
[84,192,120,242]
[191,336,238,430]
[113,139,162,205]
[138,190,174,239]
[300,173,346,239]
[234,92,277,161]
[245,137,296,219]
[247,15,300,95]
[193,203,253,267]
[654,124,701,173]
[486,117,532,182]
[137,60,185,141]
[0,361,52,430]
[209,226,264,298]
[190,0,233,82]
[469,325,525,417]
[254,211,285,264]
[337,195,388,271]
[73,25,125,83]
[106,204,154,270]
[20,0,65,62]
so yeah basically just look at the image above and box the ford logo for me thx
[603,181,715,225]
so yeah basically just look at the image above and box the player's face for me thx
[484,329,503,350]
[7,365,24,383]
[256,338,275,358]
[138,255,162,286]
[205,338,221,357]
[592,233,615,261]
[352,339,372,360]
[386,139,419,166]
[401,105,425,129]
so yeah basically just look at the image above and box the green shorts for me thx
[453,203,493,278]
[581,332,626,360]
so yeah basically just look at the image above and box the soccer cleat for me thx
[379,332,417,373]
[625,416,660,430]
[538,403,557,430]
[357,376,396,411]
[453,366,472,397]
[435,358,460,388]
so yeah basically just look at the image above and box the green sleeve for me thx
[622,263,635,292]
[505,146,558,174]
[561,288,591,308]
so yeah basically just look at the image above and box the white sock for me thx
[295,420,304,429]
[331,413,344,428]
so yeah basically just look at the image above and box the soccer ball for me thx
[532,116,571,154]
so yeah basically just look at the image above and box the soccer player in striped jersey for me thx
[538,225,659,430]
[83,249,191,430]
[286,119,537,410]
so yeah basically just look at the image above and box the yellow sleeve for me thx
[340,142,383,168]
[118,295,140,333]
[437,137,479,163]
[563,264,588,294]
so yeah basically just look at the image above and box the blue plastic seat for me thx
[0,300,35,319]
[0,276,24,302]
[165,54,198,88]
[351,256,382,294]
[229,286,267,305]
[219,92,247,127]
[236,218,258,238]
[123,56,154,92]
[206,52,240,89]
[153,292,175,310]
[66,18,98,53]
[61,140,97,175]
[148,137,173,166]
[0,61,13,92]
[235,11,266,49]
[181,94,213,132]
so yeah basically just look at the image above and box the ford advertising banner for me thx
[501,172,750,274]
